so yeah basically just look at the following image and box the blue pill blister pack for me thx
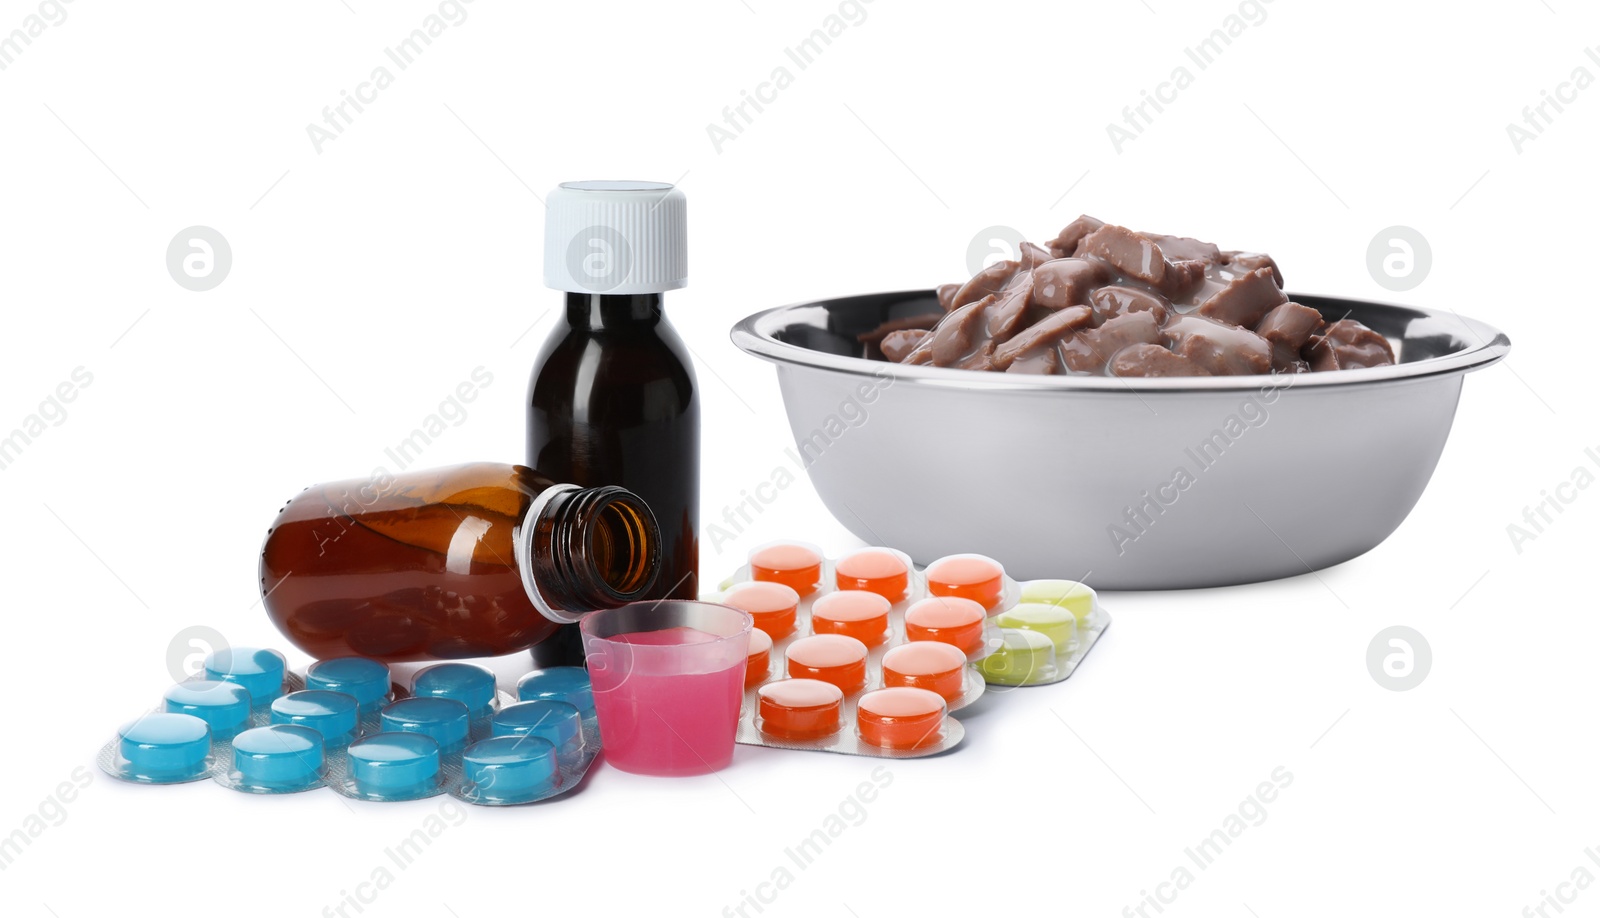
[327,665,602,806]
[452,670,602,806]
[98,647,306,787]
[101,650,603,806]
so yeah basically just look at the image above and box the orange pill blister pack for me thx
[712,542,1043,758]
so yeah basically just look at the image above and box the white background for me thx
[1,1,1595,916]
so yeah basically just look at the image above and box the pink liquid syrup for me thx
[589,626,747,776]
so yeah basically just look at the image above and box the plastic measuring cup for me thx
[579,600,752,776]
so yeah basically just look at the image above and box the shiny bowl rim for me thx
[731,289,1511,393]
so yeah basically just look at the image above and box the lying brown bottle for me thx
[259,462,660,662]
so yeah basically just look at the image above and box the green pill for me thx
[978,629,1056,686]
[996,602,1077,653]
[1018,580,1097,624]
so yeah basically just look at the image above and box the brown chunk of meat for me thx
[1160,258,1209,300]
[857,313,942,345]
[1001,266,1033,294]
[1090,285,1171,324]
[936,283,960,312]
[992,305,1094,370]
[925,296,994,367]
[1006,348,1060,374]
[1273,350,1311,374]
[1032,258,1109,310]
[904,295,993,366]
[1046,215,1104,259]
[1225,251,1284,287]
[1110,343,1212,378]
[1019,241,1054,271]
[1255,302,1323,347]
[1060,311,1162,373]
[880,329,929,363]
[951,260,1018,310]
[986,284,1037,342]
[1078,224,1169,288]
[1254,302,1322,372]
[1305,319,1395,371]
[1196,267,1287,327]
[1147,233,1223,264]
[956,341,997,371]
[1164,315,1271,376]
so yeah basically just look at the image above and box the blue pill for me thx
[204,648,287,703]
[492,700,582,753]
[117,713,211,782]
[380,697,470,755]
[231,725,324,790]
[164,681,252,735]
[516,667,595,718]
[271,690,359,746]
[411,663,497,716]
[462,736,558,803]
[348,733,441,794]
[306,657,391,709]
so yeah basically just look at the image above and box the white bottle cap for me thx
[543,180,687,295]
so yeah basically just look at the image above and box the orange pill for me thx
[857,687,946,749]
[785,634,869,695]
[745,628,773,689]
[882,641,967,701]
[835,548,910,602]
[904,597,987,654]
[925,554,1005,609]
[750,542,824,597]
[723,581,800,640]
[810,590,891,648]
[757,679,843,740]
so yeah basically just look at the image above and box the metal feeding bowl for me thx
[731,290,1509,590]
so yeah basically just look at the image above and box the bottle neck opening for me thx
[520,484,661,623]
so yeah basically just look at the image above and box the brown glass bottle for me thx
[258,462,659,663]
[530,180,697,665]
[528,290,699,604]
